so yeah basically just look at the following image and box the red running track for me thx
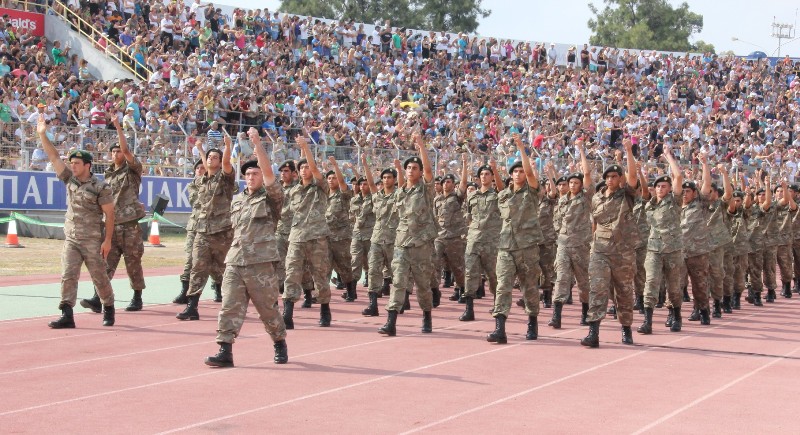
[1,287,799,434]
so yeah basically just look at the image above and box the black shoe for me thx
[381,278,392,296]
[80,292,102,314]
[176,295,200,320]
[682,286,691,302]
[733,292,742,310]
[362,292,380,316]
[781,282,792,298]
[125,291,143,312]
[379,310,397,336]
[665,307,674,327]
[607,305,617,316]
[754,292,763,306]
[722,296,732,314]
[457,288,467,304]
[421,311,432,333]
[302,289,313,308]
[637,307,653,334]
[621,326,633,345]
[344,281,358,302]
[431,287,441,308]
[476,279,486,299]
[318,303,331,327]
[745,284,755,304]
[362,277,368,288]
[102,305,115,326]
[633,294,644,313]
[580,302,589,326]
[273,340,288,364]
[542,289,552,308]
[516,298,525,307]
[279,283,284,295]
[283,300,294,329]
[712,300,722,318]
[670,307,682,332]
[335,276,345,290]
[580,321,600,348]
[399,291,411,313]
[212,282,222,303]
[487,315,507,344]
[205,342,233,367]
[565,290,573,305]
[48,303,75,329]
[459,297,475,321]
[443,271,453,288]
[548,302,563,329]
[173,281,189,304]
[656,290,666,308]
[688,308,701,321]
[526,316,538,340]
[700,308,711,325]
[449,287,461,301]
[766,289,776,303]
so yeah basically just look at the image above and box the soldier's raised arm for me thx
[249,128,275,186]
[221,132,233,175]
[513,133,538,189]
[414,132,433,183]
[623,138,637,187]
[112,117,135,164]
[297,136,323,181]
[490,157,503,191]
[699,152,712,197]
[361,153,378,194]
[35,115,66,175]
[458,153,468,195]
[328,156,349,191]
[394,158,405,187]
[663,144,682,193]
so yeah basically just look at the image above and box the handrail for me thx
[47,1,150,82]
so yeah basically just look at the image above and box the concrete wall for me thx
[44,14,136,82]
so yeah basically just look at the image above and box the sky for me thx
[218,0,800,56]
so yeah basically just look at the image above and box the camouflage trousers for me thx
[682,254,710,310]
[181,230,221,284]
[722,247,735,297]
[284,237,332,304]
[351,238,370,283]
[634,245,647,297]
[105,222,146,291]
[368,242,393,295]
[707,245,726,302]
[278,234,314,291]
[643,250,684,310]
[464,239,498,298]
[431,237,466,289]
[216,262,286,344]
[776,244,793,284]
[387,243,434,312]
[793,239,800,279]
[733,253,748,295]
[748,249,765,292]
[553,245,590,304]
[329,238,354,284]
[61,238,115,307]
[187,229,233,297]
[587,248,636,327]
[493,246,541,318]
[762,246,778,290]
[538,242,556,290]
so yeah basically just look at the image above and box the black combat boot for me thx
[126,290,143,312]
[102,305,115,326]
[733,292,742,310]
[443,271,453,288]
[754,291,763,306]
[712,299,722,318]
[548,302,563,329]
[526,316,538,340]
[205,342,233,367]
[637,307,653,334]
[301,289,313,308]
[421,311,432,333]
[279,283,284,294]
[656,290,666,308]
[378,310,397,336]
[362,293,379,317]
[282,300,294,329]
[212,282,222,303]
[580,302,589,326]
[542,289,552,308]
[448,287,461,301]
[476,278,486,299]
[633,293,644,313]
[48,303,76,329]
[670,307,682,332]
[580,321,600,348]
[173,280,189,304]
[794,278,800,295]
[335,275,345,290]
[781,281,792,298]
[273,340,288,364]
[319,303,332,327]
[664,307,674,327]
[381,278,392,296]
[688,307,701,321]
[607,304,617,316]
[344,280,358,302]
[399,291,411,313]
[362,277,368,288]
[565,289,574,305]
[176,295,200,320]
[459,297,475,321]
[682,286,691,302]
[745,284,755,304]
[621,326,633,345]
[516,298,525,307]
[699,308,711,325]
[431,287,441,308]
[766,288,776,303]
[487,315,507,344]
[80,291,102,313]
[722,296,732,313]
[457,288,467,304]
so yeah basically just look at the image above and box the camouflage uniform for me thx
[772,203,796,287]
[275,180,297,285]
[216,182,287,344]
[103,159,147,291]
[327,188,354,284]
[792,208,800,290]
[57,167,115,307]
[464,188,501,298]
[284,178,332,303]
[706,198,732,303]
[747,203,772,295]
[387,179,438,312]
[181,177,222,285]
[432,190,467,290]
[553,186,594,304]
[186,169,237,297]
[537,194,557,294]
[728,205,751,299]
[632,197,650,300]
[587,183,639,327]
[643,192,684,309]
[350,192,375,282]
[368,189,399,295]
[761,203,781,291]
[680,193,712,311]
[493,184,543,318]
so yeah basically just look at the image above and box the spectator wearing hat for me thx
[35,115,117,329]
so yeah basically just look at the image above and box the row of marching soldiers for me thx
[171,128,799,367]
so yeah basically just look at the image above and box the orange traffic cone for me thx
[4,219,23,248]
[147,220,165,247]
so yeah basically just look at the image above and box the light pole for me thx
[731,36,767,53]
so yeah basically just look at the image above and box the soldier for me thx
[707,167,734,315]
[360,153,402,317]
[792,186,800,295]
[537,164,559,309]
[80,118,147,313]
[350,176,374,292]
[378,133,438,336]
[282,136,333,328]
[461,157,503,321]
[746,174,773,307]
[36,115,117,328]
[325,157,357,301]
[680,155,714,326]
[433,157,469,305]
[638,144,684,334]
[632,166,651,313]
[771,182,797,299]
[728,189,752,310]
[205,128,288,367]
[548,140,593,329]
[177,135,237,321]
[487,133,543,344]
[581,139,639,348]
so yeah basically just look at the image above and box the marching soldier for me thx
[746,173,773,307]
[771,182,797,299]
[433,156,469,306]
[707,167,734,315]
[728,188,752,310]
[350,176,375,292]
[681,154,714,326]
[325,157,357,301]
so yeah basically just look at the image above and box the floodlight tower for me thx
[771,18,795,57]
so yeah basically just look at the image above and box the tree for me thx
[692,40,715,54]
[587,0,704,52]
[278,0,490,34]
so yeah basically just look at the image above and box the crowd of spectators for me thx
[1,0,800,182]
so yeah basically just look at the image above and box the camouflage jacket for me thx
[395,179,437,248]
[498,184,543,251]
[371,189,400,245]
[326,188,354,242]
[466,187,501,244]
[435,190,467,240]
[57,167,113,241]
[194,169,237,235]
[104,159,145,224]
[591,183,639,254]
[287,177,330,243]
[350,193,375,241]
[225,182,284,266]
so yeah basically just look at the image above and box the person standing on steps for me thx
[36,115,117,329]
[205,128,288,368]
